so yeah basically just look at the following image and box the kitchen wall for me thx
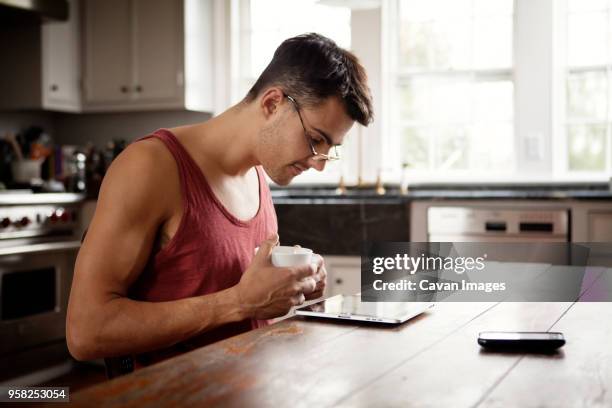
[0,109,212,149]
[0,112,55,135]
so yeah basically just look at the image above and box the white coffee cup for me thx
[271,246,313,267]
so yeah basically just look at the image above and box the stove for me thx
[0,192,85,384]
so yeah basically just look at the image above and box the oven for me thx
[0,193,84,384]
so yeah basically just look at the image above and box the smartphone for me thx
[478,331,565,351]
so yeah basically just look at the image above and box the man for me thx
[67,33,373,368]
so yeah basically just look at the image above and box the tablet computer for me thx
[295,294,434,324]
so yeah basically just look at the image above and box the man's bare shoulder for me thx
[109,137,178,181]
[96,137,180,222]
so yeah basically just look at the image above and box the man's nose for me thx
[309,158,326,172]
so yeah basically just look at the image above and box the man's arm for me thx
[66,140,245,360]
[66,139,315,361]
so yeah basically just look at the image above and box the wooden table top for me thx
[69,267,612,407]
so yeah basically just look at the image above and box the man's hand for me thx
[305,253,327,300]
[234,235,317,319]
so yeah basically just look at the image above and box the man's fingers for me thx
[291,293,306,306]
[314,278,325,291]
[253,234,279,265]
[292,263,317,280]
[305,289,324,301]
[312,253,324,268]
[297,277,317,294]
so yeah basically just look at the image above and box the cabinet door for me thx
[83,0,132,104]
[42,0,81,111]
[323,256,362,297]
[132,0,184,103]
[588,212,612,242]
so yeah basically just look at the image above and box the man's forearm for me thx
[67,286,247,361]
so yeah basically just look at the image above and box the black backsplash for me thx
[275,203,410,255]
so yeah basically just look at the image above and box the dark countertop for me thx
[271,182,612,203]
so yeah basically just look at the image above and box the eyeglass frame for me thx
[284,94,340,162]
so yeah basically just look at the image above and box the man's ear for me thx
[259,87,285,120]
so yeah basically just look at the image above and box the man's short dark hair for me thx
[245,33,373,126]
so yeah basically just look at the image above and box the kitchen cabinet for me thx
[0,0,80,111]
[42,0,82,111]
[588,212,612,242]
[0,0,213,112]
[82,0,132,105]
[82,0,212,112]
[323,255,361,297]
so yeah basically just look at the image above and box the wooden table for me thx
[69,267,612,407]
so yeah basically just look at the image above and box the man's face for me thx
[258,95,355,186]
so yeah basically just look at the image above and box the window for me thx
[390,0,514,178]
[228,0,612,184]
[234,0,352,184]
[565,0,612,174]
[237,0,350,98]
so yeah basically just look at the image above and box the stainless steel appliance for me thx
[0,192,84,385]
[427,207,569,242]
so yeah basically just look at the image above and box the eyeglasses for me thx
[285,95,340,161]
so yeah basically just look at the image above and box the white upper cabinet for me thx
[82,0,133,105]
[132,0,184,102]
[81,0,211,112]
[42,0,82,111]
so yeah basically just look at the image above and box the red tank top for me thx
[128,128,277,368]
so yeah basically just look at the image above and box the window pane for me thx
[568,0,609,13]
[250,31,283,78]
[610,71,612,118]
[400,0,513,70]
[400,80,472,123]
[474,80,513,121]
[610,9,612,65]
[399,22,436,69]
[400,0,472,23]
[249,0,351,76]
[473,17,513,69]
[432,20,471,69]
[436,126,469,170]
[400,79,431,121]
[568,12,608,67]
[566,71,608,120]
[567,125,607,171]
[402,123,515,172]
[473,0,514,16]
[469,122,514,171]
[400,20,471,70]
[396,0,514,177]
[431,81,472,122]
[402,127,430,169]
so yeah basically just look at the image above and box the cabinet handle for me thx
[120,86,129,93]
[50,84,58,92]
[134,85,142,93]
[335,278,343,285]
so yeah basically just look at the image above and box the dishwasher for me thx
[427,207,569,242]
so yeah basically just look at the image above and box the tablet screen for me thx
[297,294,432,321]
